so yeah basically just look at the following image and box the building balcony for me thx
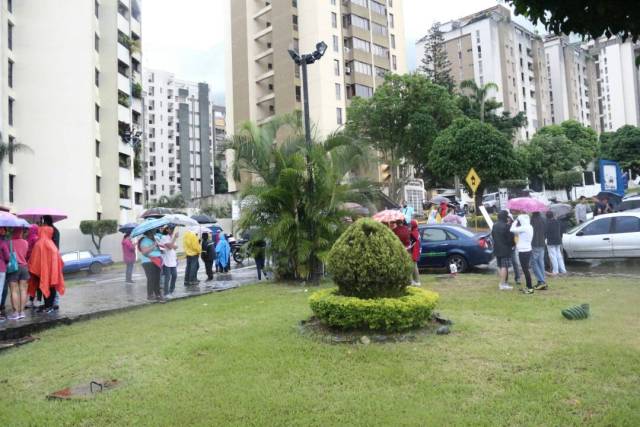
[117,44,130,64]
[254,48,274,62]
[120,198,132,209]
[256,93,275,105]
[131,16,141,37]
[131,97,142,114]
[117,13,130,34]
[118,104,131,123]
[255,70,274,84]
[118,73,131,95]
[133,177,143,193]
[119,167,133,184]
[253,3,272,19]
[253,25,273,42]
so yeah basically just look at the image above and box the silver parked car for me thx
[562,212,640,259]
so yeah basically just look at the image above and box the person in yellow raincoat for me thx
[183,230,201,286]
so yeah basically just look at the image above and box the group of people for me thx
[0,216,65,321]
[121,225,233,301]
[389,203,421,286]
[492,210,566,294]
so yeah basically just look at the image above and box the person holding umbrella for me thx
[160,225,179,295]
[510,214,534,294]
[138,229,164,300]
[121,231,136,283]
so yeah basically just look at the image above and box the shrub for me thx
[309,287,439,332]
[326,218,413,299]
[79,220,118,254]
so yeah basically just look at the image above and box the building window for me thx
[373,44,389,58]
[389,13,394,28]
[8,22,13,50]
[292,15,298,30]
[95,140,100,157]
[8,136,14,164]
[372,22,387,36]
[292,0,297,6]
[9,174,14,203]
[94,0,99,18]
[333,35,339,52]
[336,108,343,125]
[95,68,99,87]
[8,97,14,126]
[331,0,336,4]
[96,176,101,193]
[331,12,337,28]
[95,33,100,52]
[390,34,396,49]
[119,185,130,199]
[8,60,13,88]
[8,0,13,13]
[135,192,142,205]
[392,55,397,70]
[370,0,386,15]
[295,85,301,102]
[334,59,340,76]
[351,0,367,6]
[95,104,100,122]
[335,83,341,100]
[351,60,373,76]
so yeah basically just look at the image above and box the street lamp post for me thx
[288,41,327,283]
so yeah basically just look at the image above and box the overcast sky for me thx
[142,0,530,104]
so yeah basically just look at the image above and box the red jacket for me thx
[28,226,65,298]
[410,220,421,262]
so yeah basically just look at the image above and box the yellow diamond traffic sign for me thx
[465,168,481,194]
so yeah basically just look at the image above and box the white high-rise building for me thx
[586,37,640,132]
[144,69,220,203]
[416,5,552,141]
[1,0,144,253]
[544,35,599,130]
[227,0,407,138]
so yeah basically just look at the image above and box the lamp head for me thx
[315,41,327,56]
[288,49,300,64]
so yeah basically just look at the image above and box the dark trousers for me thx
[185,256,199,285]
[162,265,177,294]
[204,258,214,280]
[255,256,265,280]
[0,278,7,311]
[44,287,57,309]
[518,251,533,290]
[142,262,162,298]
[125,262,134,282]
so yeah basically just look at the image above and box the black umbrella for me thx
[596,191,622,204]
[118,222,138,234]
[191,214,217,224]
[140,207,173,219]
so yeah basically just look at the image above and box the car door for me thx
[61,252,80,272]
[610,216,640,257]
[420,228,450,268]
[78,251,94,269]
[573,218,614,258]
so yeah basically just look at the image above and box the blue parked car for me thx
[62,251,113,274]
[418,224,493,273]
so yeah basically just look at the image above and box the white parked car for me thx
[562,212,640,259]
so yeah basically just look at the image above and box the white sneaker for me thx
[499,283,513,290]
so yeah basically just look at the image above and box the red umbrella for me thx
[372,209,405,223]
[506,197,549,213]
[17,208,67,223]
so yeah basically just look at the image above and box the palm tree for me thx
[459,80,499,123]
[230,114,374,281]
[0,133,31,205]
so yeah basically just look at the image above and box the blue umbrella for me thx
[130,217,170,238]
[118,222,138,234]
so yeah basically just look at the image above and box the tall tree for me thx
[534,121,599,168]
[457,91,527,140]
[420,22,455,92]
[459,80,499,123]
[231,115,374,281]
[428,117,520,208]
[518,133,582,188]
[347,73,460,195]
[600,125,640,173]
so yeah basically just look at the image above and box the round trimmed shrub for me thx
[309,287,439,332]
[327,218,413,299]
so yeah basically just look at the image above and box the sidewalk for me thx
[0,260,260,341]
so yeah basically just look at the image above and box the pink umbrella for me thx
[506,198,549,213]
[17,208,68,223]
[372,209,405,223]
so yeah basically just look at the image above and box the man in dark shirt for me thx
[545,211,567,275]
[492,210,515,290]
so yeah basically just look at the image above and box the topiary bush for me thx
[326,218,413,299]
[309,287,439,332]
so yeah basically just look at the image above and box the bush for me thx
[309,287,439,332]
[326,218,413,299]
[79,220,118,253]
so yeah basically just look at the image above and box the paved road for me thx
[1,259,261,341]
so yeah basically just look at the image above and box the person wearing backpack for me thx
[0,228,12,321]
[7,227,29,320]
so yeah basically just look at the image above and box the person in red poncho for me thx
[28,225,64,313]
[409,220,421,285]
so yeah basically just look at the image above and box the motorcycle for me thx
[228,235,248,264]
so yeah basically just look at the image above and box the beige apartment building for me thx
[0,0,144,256]
[417,5,552,141]
[226,0,406,139]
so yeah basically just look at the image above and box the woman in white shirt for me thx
[510,214,534,294]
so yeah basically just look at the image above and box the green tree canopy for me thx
[518,132,582,187]
[346,73,460,195]
[214,166,228,194]
[600,125,640,173]
[80,220,118,254]
[428,118,520,206]
[420,22,454,92]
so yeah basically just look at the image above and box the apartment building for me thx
[544,36,599,131]
[227,0,406,138]
[586,37,640,132]
[1,0,143,253]
[144,69,220,203]
[416,5,552,141]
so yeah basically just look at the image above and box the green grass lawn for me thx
[1,274,639,426]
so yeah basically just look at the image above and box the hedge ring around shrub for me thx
[309,287,439,332]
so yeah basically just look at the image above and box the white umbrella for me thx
[164,214,199,227]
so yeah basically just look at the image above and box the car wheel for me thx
[232,248,245,265]
[447,254,468,273]
[89,262,103,274]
